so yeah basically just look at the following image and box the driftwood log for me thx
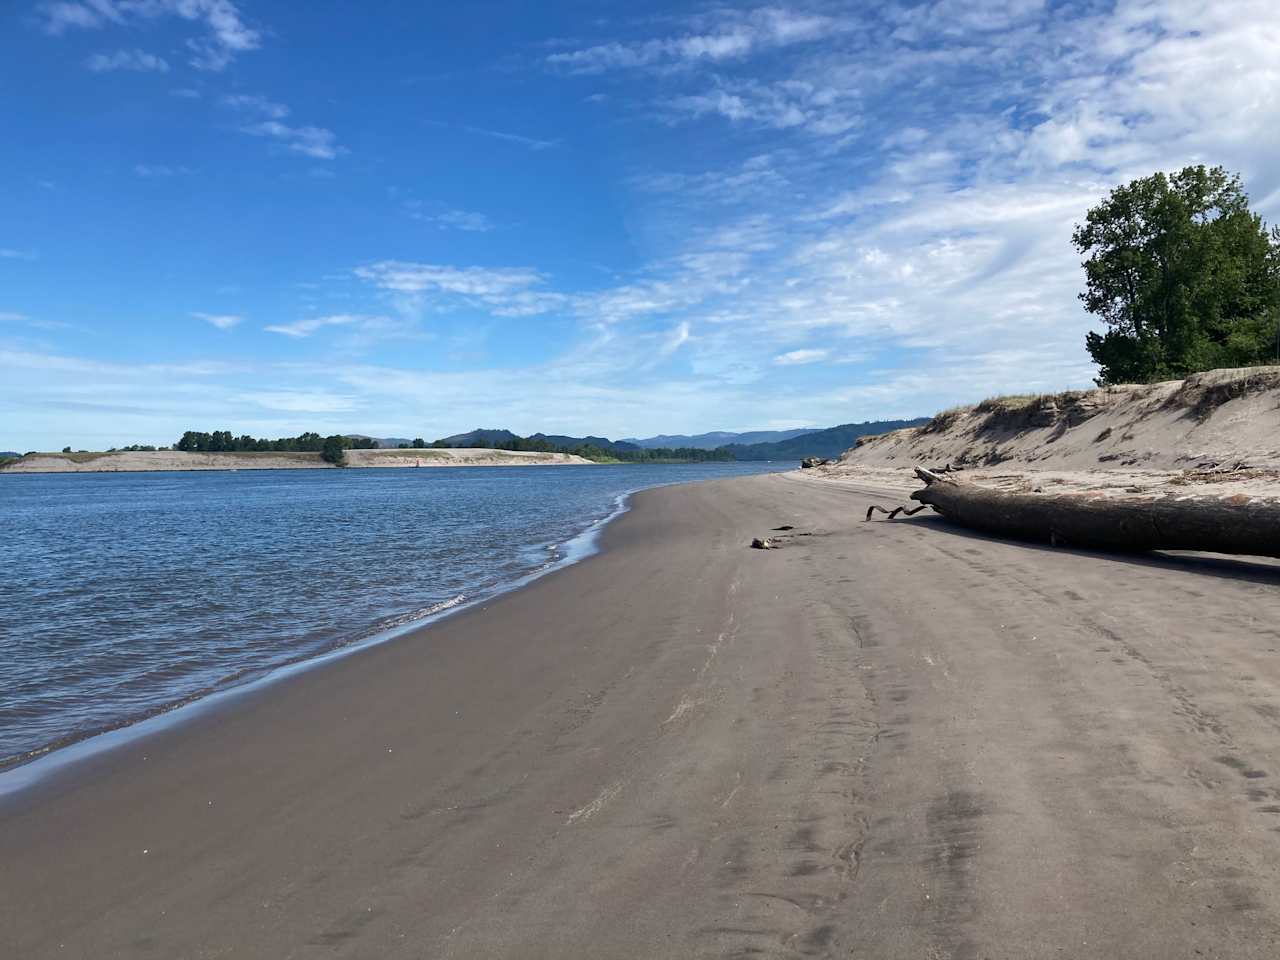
[910,467,1280,559]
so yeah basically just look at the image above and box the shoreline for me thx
[6,472,1280,957]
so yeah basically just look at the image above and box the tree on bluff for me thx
[1074,165,1280,385]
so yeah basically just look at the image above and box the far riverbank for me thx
[0,447,594,473]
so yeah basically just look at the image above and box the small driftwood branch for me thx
[865,504,929,521]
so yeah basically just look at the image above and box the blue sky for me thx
[3,1,1279,449]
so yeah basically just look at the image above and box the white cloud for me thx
[548,8,847,73]
[264,314,370,338]
[217,95,342,160]
[85,48,169,72]
[405,205,495,232]
[193,311,241,329]
[241,121,342,160]
[39,0,261,71]
[660,321,691,356]
[774,348,829,366]
[221,93,288,118]
[0,248,37,261]
[356,261,543,297]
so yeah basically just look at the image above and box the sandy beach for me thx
[5,471,1280,958]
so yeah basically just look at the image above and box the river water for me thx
[0,462,788,770]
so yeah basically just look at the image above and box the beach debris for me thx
[750,537,775,549]
[865,504,929,521]
[909,465,1280,559]
[801,457,835,468]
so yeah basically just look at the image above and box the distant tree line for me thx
[174,430,378,465]
[175,430,378,454]
[393,438,447,449]
[476,436,734,462]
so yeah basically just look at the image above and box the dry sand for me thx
[4,472,1280,958]
[0,447,593,473]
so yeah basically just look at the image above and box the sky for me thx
[2,0,1279,449]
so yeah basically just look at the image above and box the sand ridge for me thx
[0,447,594,473]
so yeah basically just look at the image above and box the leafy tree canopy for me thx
[1074,165,1280,384]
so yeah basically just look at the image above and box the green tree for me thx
[411,438,426,448]
[321,435,348,465]
[1074,165,1280,384]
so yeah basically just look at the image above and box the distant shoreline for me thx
[0,447,596,474]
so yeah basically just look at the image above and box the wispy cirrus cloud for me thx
[220,94,344,160]
[85,48,168,72]
[547,7,845,74]
[461,125,559,151]
[37,0,261,71]
[408,207,495,232]
[264,314,370,338]
[220,93,288,118]
[774,348,829,366]
[241,120,341,159]
[355,261,567,318]
[193,311,241,330]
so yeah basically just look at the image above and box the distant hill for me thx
[726,419,931,460]
[623,428,817,450]
[0,451,19,459]
[345,434,413,449]
[528,433,641,452]
[437,428,521,447]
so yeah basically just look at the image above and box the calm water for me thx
[0,462,786,768]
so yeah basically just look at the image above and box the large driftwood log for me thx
[910,467,1280,559]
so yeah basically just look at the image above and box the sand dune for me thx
[816,366,1280,501]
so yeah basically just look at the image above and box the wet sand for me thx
[4,472,1280,958]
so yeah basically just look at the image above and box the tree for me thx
[411,438,426,448]
[1074,165,1280,384]
[321,435,348,465]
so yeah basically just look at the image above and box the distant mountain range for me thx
[726,419,930,460]
[622,428,817,450]
[437,428,521,447]
[528,433,640,452]
[345,419,929,460]
[0,451,20,459]
[436,429,643,452]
